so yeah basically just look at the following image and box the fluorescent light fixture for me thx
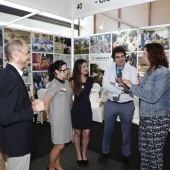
[7,23,61,35]
[39,12,78,25]
[6,11,41,26]
[0,0,40,13]
[99,22,106,30]
[117,28,121,34]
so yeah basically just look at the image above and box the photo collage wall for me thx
[74,26,170,87]
[0,27,71,98]
[0,25,170,97]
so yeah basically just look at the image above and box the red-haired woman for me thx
[122,43,170,170]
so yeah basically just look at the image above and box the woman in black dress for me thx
[70,59,93,165]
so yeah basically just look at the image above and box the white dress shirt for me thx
[8,63,23,76]
[103,62,138,103]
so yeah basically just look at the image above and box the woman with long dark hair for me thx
[44,60,72,170]
[70,59,93,165]
[122,43,170,170]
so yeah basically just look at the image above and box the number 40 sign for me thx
[77,0,110,10]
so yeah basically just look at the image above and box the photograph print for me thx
[32,32,53,53]
[22,63,32,84]
[32,53,53,71]
[90,33,111,53]
[126,52,137,68]
[138,26,170,51]
[4,28,30,46]
[112,30,138,52]
[33,72,49,98]
[74,37,89,54]
[54,36,71,54]
[90,61,110,87]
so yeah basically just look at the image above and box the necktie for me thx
[117,69,122,78]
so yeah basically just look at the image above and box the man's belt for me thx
[108,99,133,104]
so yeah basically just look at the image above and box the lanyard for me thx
[115,65,124,78]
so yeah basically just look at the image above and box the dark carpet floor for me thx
[31,121,170,170]
[88,122,141,169]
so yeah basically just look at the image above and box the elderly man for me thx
[0,39,44,170]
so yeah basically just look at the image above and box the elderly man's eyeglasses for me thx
[58,68,69,73]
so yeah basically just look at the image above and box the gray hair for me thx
[5,39,26,61]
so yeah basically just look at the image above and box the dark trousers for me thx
[102,100,135,156]
[139,115,170,170]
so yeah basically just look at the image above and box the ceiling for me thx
[0,3,79,36]
[4,0,157,19]
[0,0,158,35]
[0,5,78,29]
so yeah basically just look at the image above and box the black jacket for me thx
[0,64,35,157]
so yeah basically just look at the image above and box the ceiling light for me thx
[5,11,41,26]
[99,22,106,30]
[7,23,61,35]
[117,27,121,34]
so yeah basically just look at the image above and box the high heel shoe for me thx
[82,159,88,165]
[77,159,83,165]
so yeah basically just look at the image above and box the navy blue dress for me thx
[71,77,93,130]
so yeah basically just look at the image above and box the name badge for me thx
[60,87,66,92]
